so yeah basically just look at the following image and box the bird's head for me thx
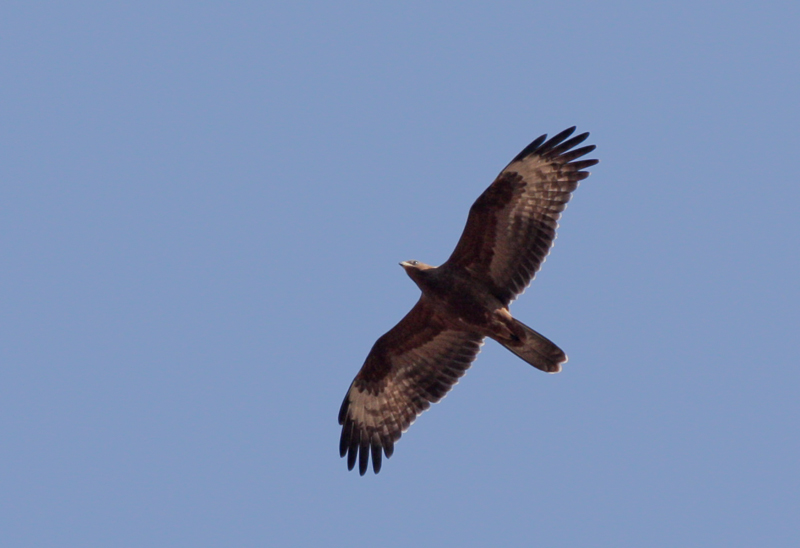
[399,260,433,270]
[399,260,434,282]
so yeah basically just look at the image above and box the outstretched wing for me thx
[443,127,598,305]
[338,297,484,475]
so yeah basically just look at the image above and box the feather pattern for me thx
[443,127,598,304]
[339,298,484,475]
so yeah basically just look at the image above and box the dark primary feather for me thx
[338,298,484,475]
[443,128,598,304]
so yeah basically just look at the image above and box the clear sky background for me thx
[3,2,799,547]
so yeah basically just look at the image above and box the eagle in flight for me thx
[339,127,598,475]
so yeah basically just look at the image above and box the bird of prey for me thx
[338,127,598,475]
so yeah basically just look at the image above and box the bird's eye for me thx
[410,260,418,265]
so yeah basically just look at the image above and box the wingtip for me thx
[510,133,548,163]
[511,126,595,165]
[358,441,370,475]
[538,127,579,156]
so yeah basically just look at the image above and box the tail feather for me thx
[499,319,567,373]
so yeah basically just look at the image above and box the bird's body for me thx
[339,127,598,475]
[400,261,560,367]
[402,262,506,336]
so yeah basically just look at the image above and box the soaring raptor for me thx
[339,127,598,475]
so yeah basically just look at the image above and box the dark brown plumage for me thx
[339,127,598,475]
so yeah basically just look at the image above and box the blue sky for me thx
[3,1,799,546]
